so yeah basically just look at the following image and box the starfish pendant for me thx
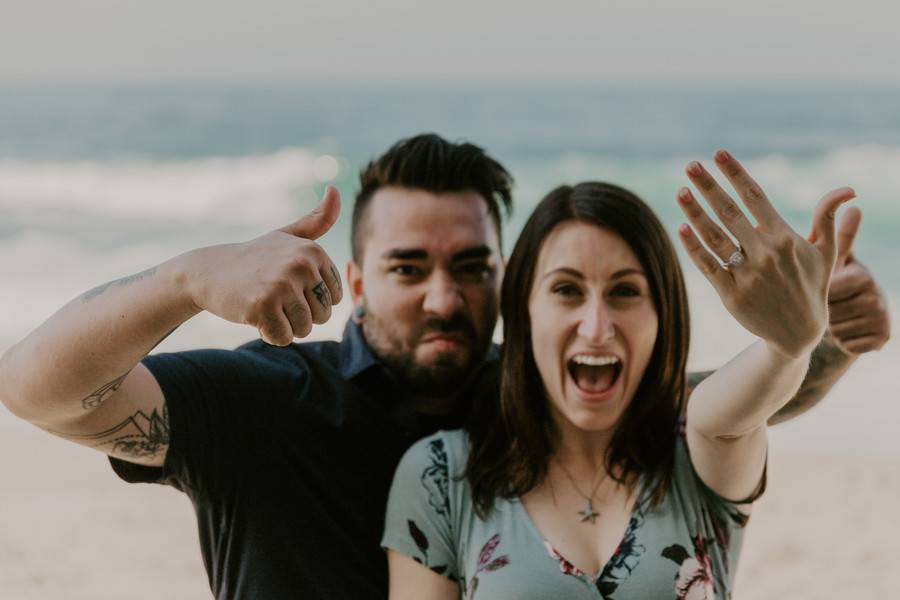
[578,499,599,523]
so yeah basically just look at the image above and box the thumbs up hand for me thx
[824,208,891,355]
[181,186,344,346]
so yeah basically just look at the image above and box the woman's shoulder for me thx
[395,429,471,483]
[386,429,472,539]
[403,428,471,463]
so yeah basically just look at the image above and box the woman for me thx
[381,151,853,599]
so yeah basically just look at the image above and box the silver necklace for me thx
[554,459,607,524]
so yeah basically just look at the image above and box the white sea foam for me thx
[732,145,900,213]
[0,148,339,226]
[526,145,900,218]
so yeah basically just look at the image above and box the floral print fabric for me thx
[382,430,755,599]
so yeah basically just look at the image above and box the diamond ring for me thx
[725,250,745,268]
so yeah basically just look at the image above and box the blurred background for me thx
[1,1,898,598]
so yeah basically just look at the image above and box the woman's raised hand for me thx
[676,149,855,359]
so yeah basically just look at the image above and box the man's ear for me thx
[346,260,363,307]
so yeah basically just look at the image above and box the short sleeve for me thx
[381,432,460,582]
[109,343,309,497]
[671,435,755,549]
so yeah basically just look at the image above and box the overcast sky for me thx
[2,0,898,85]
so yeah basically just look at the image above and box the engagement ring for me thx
[726,250,745,268]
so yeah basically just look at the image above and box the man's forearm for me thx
[767,335,856,425]
[0,257,200,425]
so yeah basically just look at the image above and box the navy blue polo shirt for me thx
[110,320,499,599]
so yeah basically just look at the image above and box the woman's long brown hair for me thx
[464,182,691,517]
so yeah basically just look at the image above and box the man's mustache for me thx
[415,315,478,342]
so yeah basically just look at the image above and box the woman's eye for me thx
[610,284,639,298]
[552,283,581,297]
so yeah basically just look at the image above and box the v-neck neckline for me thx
[513,488,646,583]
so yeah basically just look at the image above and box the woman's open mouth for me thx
[567,354,622,397]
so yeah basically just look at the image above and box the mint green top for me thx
[382,429,756,600]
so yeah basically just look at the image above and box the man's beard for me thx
[362,311,490,398]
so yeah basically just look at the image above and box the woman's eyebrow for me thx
[539,266,645,282]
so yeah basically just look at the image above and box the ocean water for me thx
[0,84,897,454]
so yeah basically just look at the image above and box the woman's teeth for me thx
[571,354,619,366]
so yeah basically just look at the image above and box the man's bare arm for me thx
[0,189,343,466]
[40,365,172,466]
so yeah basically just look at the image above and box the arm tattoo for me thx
[312,280,331,309]
[51,405,170,460]
[78,326,174,411]
[81,372,130,410]
[81,267,157,303]
[769,337,854,425]
[330,264,342,296]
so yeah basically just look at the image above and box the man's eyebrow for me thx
[381,248,428,260]
[540,266,645,282]
[380,246,494,262]
[451,246,493,262]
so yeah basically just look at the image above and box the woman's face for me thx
[528,220,659,435]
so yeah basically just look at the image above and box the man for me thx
[0,134,889,598]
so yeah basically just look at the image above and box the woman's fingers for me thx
[677,223,733,294]
[677,187,742,264]
[712,150,787,230]
[685,160,758,249]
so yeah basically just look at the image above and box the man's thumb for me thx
[807,187,855,265]
[279,186,341,240]
[835,206,862,267]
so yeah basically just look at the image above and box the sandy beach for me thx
[0,259,896,600]
[2,395,898,599]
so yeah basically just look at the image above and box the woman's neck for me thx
[551,418,616,477]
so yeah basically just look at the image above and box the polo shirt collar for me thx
[337,318,381,380]
[338,318,501,379]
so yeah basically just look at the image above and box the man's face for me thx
[348,186,502,400]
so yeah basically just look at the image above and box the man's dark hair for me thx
[352,133,514,264]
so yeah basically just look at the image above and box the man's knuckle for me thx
[287,299,311,318]
[289,255,315,273]
[249,293,271,314]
